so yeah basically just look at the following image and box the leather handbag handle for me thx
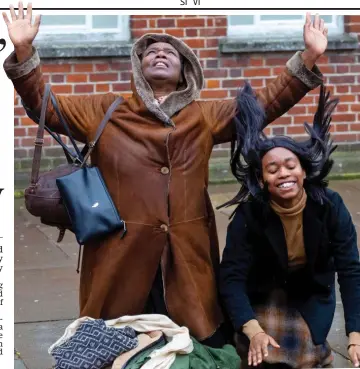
[81,96,124,166]
[29,84,52,187]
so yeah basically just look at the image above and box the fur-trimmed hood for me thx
[131,33,204,125]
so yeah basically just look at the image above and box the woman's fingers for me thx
[9,4,17,21]
[2,12,10,26]
[18,1,24,19]
[314,13,320,29]
[269,336,281,348]
[25,2,32,20]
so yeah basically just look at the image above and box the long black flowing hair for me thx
[220,83,339,209]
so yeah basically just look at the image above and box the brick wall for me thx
[14,15,360,177]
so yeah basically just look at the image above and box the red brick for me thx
[52,85,72,94]
[149,19,156,28]
[333,134,357,142]
[294,115,313,124]
[222,79,244,88]
[203,69,228,78]
[199,50,218,58]
[15,107,25,116]
[230,69,242,78]
[183,38,205,49]
[199,28,227,37]
[329,55,356,64]
[89,73,118,82]
[177,18,205,28]
[328,76,355,84]
[346,24,360,33]
[350,65,360,73]
[157,19,175,28]
[133,29,163,38]
[200,90,227,99]
[41,64,71,73]
[350,123,360,130]
[95,64,109,72]
[331,114,356,122]
[121,71,132,81]
[244,68,271,78]
[265,57,289,66]
[113,83,131,91]
[206,80,220,89]
[21,117,36,126]
[207,19,214,27]
[74,64,94,72]
[250,58,263,67]
[272,127,285,135]
[287,126,306,135]
[131,19,147,28]
[206,38,219,48]
[274,116,292,125]
[15,127,26,137]
[214,17,227,27]
[287,106,306,115]
[336,65,349,74]
[340,95,356,103]
[186,28,198,37]
[335,124,349,132]
[336,86,350,94]
[351,86,360,93]
[52,74,65,83]
[345,15,360,23]
[132,15,161,19]
[74,85,94,93]
[166,28,185,37]
[351,105,360,112]
[96,84,110,92]
[67,74,88,83]
[221,57,249,68]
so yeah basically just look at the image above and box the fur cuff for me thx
[3,47,40,80]
[286,51,323,90]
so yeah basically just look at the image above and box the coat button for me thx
[160,224,168,232]
[160,166,169,174]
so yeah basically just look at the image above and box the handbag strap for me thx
[50,92,83,161]
[81,96,124,166]
[29,84,52,187]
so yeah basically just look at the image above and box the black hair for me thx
[220,82,339,209]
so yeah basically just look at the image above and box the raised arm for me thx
[200,13,326,145]
[3,2,116,142]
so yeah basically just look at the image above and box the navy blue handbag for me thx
[56,95,126,255]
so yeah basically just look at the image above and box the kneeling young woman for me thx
[219,85,360,368]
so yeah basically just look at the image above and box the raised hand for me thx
[2,2,41,48]
[303,12,328,59]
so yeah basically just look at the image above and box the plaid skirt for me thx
[236,289,334,369]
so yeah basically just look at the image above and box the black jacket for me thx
[219,188,360,345]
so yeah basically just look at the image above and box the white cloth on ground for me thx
[49,314,193,369]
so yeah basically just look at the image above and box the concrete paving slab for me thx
[15,266,79,323]
[15,320,73,369]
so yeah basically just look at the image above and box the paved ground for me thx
[14,180,360,368]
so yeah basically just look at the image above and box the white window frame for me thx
[227,15,344,37]
[36,15,130,41]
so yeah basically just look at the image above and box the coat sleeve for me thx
[200,51,323,145]
[219,206,256,332]
[4,47,116,143]
[330,192,360,336]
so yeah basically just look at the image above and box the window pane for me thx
[41,15,86,26]
[260,15,303,21]
[229,15,254,26]
[92,15,118,29]
[319,15,333,23]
